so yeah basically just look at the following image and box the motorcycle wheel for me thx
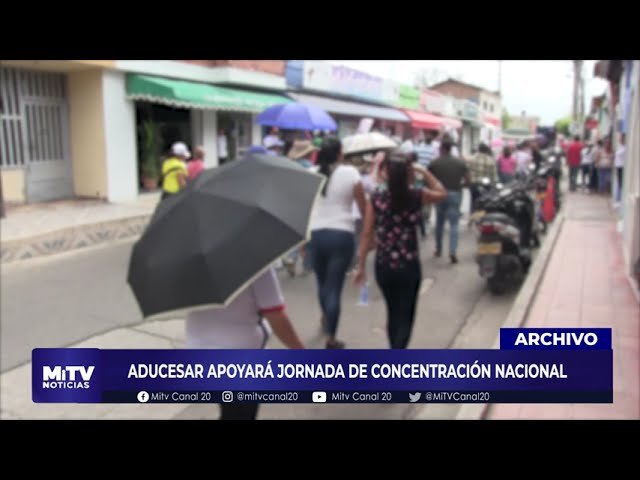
[488,276,508,295]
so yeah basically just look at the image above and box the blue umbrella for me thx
[256,103,337,131]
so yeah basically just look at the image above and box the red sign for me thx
[585,119,599,129]
[484,114,501,127]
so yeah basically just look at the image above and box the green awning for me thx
[126,74,292,113]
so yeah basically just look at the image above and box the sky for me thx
[328,60,608,125]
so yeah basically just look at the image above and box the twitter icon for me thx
[409,392,421,403]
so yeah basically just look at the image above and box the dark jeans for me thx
[435,190,462,256]
[302,242,313,271]
[417,214,426,238]
[352,219,363,267]
[499,172,514,184]
[375,262,422,349]
[569,165,580,191]
[310,229,355,337]
[580,164,591,188]
[616,167,624,201]
[598,167,612,193]
[219,403,259,420]
[589,166,599,191]
[470,183,482,211]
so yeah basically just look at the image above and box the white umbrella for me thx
[342,132,398,156]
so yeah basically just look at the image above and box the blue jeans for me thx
[310,229,355,337]
[499,172,514,184]
[598,167,612,193]
[435,191,462,256]
[302,242,313,271]
[569,165,580,191]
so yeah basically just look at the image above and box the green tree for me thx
[554,117,571,137]
[502,109,511,130]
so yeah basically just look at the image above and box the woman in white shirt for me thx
[580,143,594,191]
[309,137,367,348]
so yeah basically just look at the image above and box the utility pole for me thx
[579,62,585,125]
[572,60,583,135]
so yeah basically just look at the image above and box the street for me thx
[1,199,526,419]
[1,240,141,372]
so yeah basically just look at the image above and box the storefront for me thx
[453,99,482,156]
[126,73,292,189]
[481,114,502,144]
[402,110,462,141]
[595,60,640,296]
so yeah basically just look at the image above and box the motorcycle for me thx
[473,173,540,294]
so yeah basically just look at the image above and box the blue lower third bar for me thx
[102,390,613,404]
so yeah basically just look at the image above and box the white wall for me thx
[251,115,262,146]
[462,125,472,157]
[479,91,502,118]
[114,61,286,90]
[202,111,218,168]
[101,70,138,202]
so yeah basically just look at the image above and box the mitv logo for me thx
[42,366,95,389]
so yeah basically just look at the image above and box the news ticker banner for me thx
[32,328,612,404]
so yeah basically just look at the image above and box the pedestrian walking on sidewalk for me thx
[354,150,446,348]
[187,146,205,181]
[309,137,367,349]
[429,140,471,264]
[592,139,613,194]
[567,135,584,192]
[185,267,304,420]
[282,140,319,277]
[161,142,189,201]
[217,129,229,164]
[580,143,594,192]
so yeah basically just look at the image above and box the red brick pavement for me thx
[488,193,639,420]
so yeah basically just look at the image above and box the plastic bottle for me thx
[357,282,369,306]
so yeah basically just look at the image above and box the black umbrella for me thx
[127,153,325,318]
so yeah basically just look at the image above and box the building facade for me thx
[594,60,640,298]
[430,78,503,152]
[0,60,290,204]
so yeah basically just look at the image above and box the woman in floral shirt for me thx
[354,150,446,349]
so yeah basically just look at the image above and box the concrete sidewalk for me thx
[1,193,159,263]
[487,192,640,420]
[1,319,189,419]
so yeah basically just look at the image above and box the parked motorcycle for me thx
[473,173,540,294]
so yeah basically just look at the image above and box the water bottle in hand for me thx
[357,282,369,306]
